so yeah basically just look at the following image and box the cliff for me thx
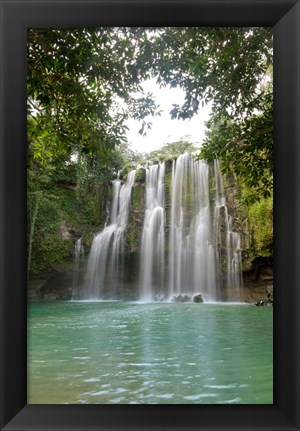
[28,161,273,304]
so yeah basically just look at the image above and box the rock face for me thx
[126,183,145,254]
[28,273,73,300]
[245,256,273,282]
[242,256,273,303]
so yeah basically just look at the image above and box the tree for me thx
[147,139,198,161]
[135,27,273,199]
[28,27,272,183]
[197,84,272,201]
[27,27,160,164]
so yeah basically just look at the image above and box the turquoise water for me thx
[27,301,273,404]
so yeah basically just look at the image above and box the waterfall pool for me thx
[28,301,273,404]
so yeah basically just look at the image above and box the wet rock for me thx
[255,300,273,307]
[172,294,191,302]
[193,293,204,303]
[27,278,48,300]
[254,286,273,306]
[154,294,165,302]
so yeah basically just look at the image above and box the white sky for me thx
[125,78,212,154]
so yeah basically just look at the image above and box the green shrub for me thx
[248,196,273,256]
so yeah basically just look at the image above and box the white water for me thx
[84,170,136,299]
[72,238,84,299]
[139,162,165,301]
[80,156,242,302]
[213,160,243,301]
[168,153,217,301]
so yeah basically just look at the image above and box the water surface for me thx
[28,301,273,404]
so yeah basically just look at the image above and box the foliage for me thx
[247,196,273,257]
[199,88,272,200]
[134,168,146,183]
[152,28,273,120]
[27,28,161,163]
[28,26,272,180]
[147,139,198,162]
[27,192,72,275]
[130,27,273,199]
[27,191,42,277]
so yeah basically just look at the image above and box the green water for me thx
[27,301,273,404]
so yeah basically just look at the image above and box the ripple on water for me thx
[217,397,242,404]
[83,377,101,382]
[155,394,174,400]
[90,390,109,396]
[184,393,217,401]
[128,362,159,367]
[204,384,236,389]
[73,356,91,360]
[137,393,174,401]
[111,397,125,403]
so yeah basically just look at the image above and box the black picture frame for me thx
[1,0,299,429]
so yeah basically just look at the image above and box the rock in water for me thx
[193,293,204,303]
[172,294,191,302]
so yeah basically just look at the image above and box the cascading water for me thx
[226,216,243,300]
[168,153,217,301]
[83,170,136,299]
[139,162,165,301]
[81,155,242,302]
[72,237,84,298]
[213,160,243,301]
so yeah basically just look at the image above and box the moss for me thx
[31,231,73,275]
[164,159,173,170]
[83,232,95,249]
[125,213,143,254]
[28,176,111,277]
[125,221,136,253]
[164,169,173,204]
[123,184,145,253]
[120,163,135,180]
[134,168,146,183]
[131,184,145,210]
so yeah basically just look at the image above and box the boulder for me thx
[193,293,204,303]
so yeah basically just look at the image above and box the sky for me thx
[124,77,212,154]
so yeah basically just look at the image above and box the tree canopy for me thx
[27,28,160,163]
[138,27,273,198]
[28,27,272,179]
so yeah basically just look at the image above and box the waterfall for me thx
[82,155,243,302]
[72,237,84,298]
[168,153,217,301]
[84,170,136,299]
[213,160,243,301]
[226,216,243,301]
[139,162,165,301]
